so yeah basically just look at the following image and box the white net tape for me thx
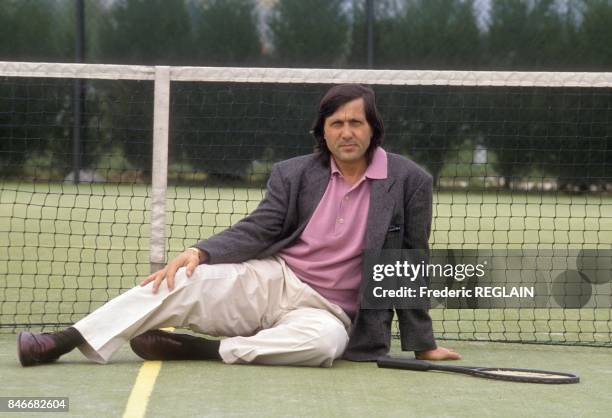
[1,61,612,87]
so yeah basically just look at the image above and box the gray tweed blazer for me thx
[194,149,437,361]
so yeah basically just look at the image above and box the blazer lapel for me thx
[365,177,396,250]
[298,160,330,222]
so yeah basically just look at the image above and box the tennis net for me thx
[0,62,610,346]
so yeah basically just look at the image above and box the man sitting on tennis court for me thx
[18,84,460,367]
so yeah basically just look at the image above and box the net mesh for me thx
[0,76,153,327]
[0,63,611,346]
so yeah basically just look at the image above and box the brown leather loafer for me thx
[130,330,199,361]
[17,331,60,367]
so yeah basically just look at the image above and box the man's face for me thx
[323,98,372,166]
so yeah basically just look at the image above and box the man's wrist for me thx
[186,247,205,263]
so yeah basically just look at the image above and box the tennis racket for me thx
[377,356,579,384]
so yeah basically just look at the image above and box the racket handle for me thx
[377,357,432,371]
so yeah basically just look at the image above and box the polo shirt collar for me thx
[330,146,388,180]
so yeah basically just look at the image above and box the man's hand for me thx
[415,346,461,361]
[140,248,207,293]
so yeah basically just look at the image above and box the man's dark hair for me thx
[311,84,384,166]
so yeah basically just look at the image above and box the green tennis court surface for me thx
[2,183,611,416]
[2,336,611,417]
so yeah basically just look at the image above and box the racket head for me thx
[469,367,580,384]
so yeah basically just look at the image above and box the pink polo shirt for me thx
[279,147,388,318]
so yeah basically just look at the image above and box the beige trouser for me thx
[73,257,351,367]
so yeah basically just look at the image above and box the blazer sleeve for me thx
[192,163,289,264]
[403,173,433,251]
[396,172,437,352]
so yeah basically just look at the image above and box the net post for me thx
[150,66,170,274]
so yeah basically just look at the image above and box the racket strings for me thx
[484,369,569,379]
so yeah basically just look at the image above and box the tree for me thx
[485,0,576,70]
[352,0,481,183]
[545,88,612,191]
[167,0,266,181]
[268,0,350,67]
[169,82,322,183]
[480,1,582,188]
[0,0,73,62]
[97,0,194,65]
[0,0,74,179]
[347,0,399,68]
[561,0,612,189]
[89,0,194,174]
[576,0,612,70]
[478,87,556,189]
[191,0,261,66]
[92,0,268,177]
[377,0,482,69]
